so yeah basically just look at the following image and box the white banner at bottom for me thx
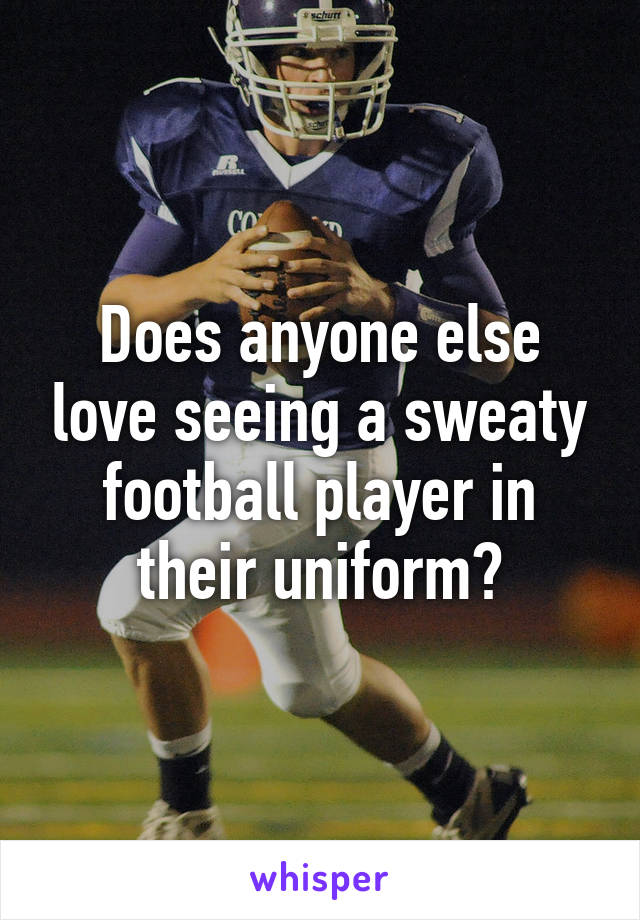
[1,840,639,920]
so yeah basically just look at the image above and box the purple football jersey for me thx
[113,79,505,448]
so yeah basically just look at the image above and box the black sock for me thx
[158,744,212,813]
[406,735,476,824]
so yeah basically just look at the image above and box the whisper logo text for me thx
[250,860,389,901]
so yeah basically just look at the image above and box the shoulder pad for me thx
[143,77,203,96]
[408,103,465,124]
[405,102,486,133]
[122,79,232,148]
[401,102,492,154]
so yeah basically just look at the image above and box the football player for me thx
[97,0,528,840]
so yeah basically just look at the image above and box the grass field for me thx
[2,647,639,840]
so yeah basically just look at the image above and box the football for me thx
[239,199,326,330]
[240,200,329,383]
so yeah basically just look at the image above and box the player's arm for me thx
[286,225,513,384]
[97,215,281,342]
[101,93,286,342]
[290,122,513,382]
[399,123,513,383]
[392,236,514,384]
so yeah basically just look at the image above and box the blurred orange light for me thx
[193,609,261,694]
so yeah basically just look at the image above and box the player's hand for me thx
[186,225,289,313]
[285,218,395,324]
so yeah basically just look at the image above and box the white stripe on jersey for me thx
[130,136,178,225]
[246,130,343,189]
[424,151,472,257]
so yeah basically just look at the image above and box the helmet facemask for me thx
[209,3,396,142]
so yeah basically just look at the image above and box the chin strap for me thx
[332,107,346,140]
[263,97,349,141]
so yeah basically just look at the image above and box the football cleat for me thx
[138,799,225,840]
[432,766,530,840]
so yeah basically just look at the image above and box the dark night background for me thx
[2,1,637,597]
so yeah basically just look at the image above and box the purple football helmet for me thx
[209,1,396,141]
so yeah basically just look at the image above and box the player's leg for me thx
[309,442,529,837]
[109,634,218,825]
[223,596,431,754]
[111,635,209,739]
[96,434,281,837]
[97,525,231,838]
[323,653,528,837]
[214,439,524,837]
[95,434,348,838]
[326,654,474,828]
[322,653,429,761]
[97,591,223,837]
[225,590,501,836]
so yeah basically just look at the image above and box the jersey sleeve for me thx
[115,99,180,226]
[392,236,509,368]
[108,212,192,282]
[418,235,508,318]
[424,126,503,257]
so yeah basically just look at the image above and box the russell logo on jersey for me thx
[212,155,246,176]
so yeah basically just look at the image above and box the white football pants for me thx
[98,434,397,717]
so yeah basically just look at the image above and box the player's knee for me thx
[263,679,335,718]
[97,553,191,642]
[262,647,361,718]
